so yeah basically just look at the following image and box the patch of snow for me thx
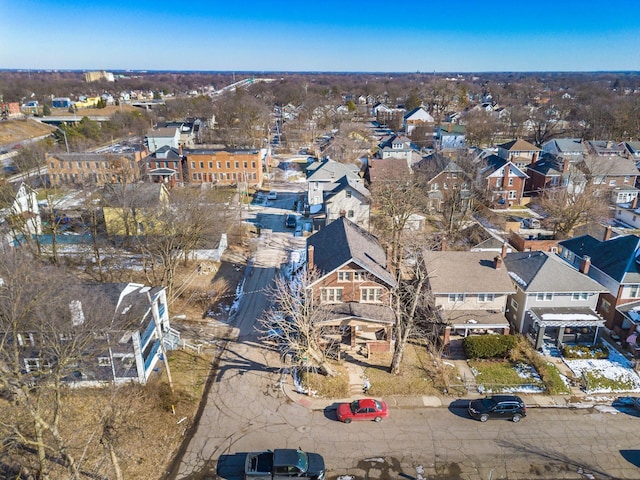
[540,313,598,321]
[508,271,528,288]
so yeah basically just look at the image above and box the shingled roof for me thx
[559,234,640,284]
[503,251,607,293]
[307,217,395,287]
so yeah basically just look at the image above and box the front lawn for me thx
[469,360,545,394]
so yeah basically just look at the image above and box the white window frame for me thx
[448,293,465,303]
[360,287,383,303]
[536,292,553,301]
[98,356,112,367]
[571,292,589,301]
[337,271,351,282]
[478,293,495,303]
[321,288,343,304]
[353,271,367,282]
[629,285,640,298]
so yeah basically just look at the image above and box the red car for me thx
[336,398,388,423]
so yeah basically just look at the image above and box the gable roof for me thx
[498,139,541,152]
[307,217,395,287]
[580,154,640,177]
[306,158,361,182]
[503,251,607,293]
[526,155,563,176]
[548,138,588,154]
[481,155,529,178]
[422,250,515,294]
[102,183,169,208]
[325,175,370,200]
[559,234,640,284]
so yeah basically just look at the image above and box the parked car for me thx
[468,395,526,422]
[336,398,388,423]
[267,190,277,200]
[285,213,297,228]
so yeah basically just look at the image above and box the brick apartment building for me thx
[47,152,141,187]
[182,148,263,187]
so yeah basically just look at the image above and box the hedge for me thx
[463,334,518,359]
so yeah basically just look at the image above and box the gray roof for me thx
[102,183,167,208]
[423,250,515,294]
[325,175,370,199]
[503,251,608,293]
[550,138,588,154]
[559,234,640,284]
[321,303,396,325]
[307,217,395,287]
[580,154,640,177]
[49,152,136,163]
[306,158,361,182]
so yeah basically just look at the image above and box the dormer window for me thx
[346,190,352,198]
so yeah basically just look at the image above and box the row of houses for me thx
[303,215,640,359]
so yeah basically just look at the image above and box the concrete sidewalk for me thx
[280,362,628,412]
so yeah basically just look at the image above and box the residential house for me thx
[16,282,179,386]
[542,138,588,161]
[573,154,640,204]
[478,156,529,207]
[155,120,202,147]
[622,141,640,165]
[306,217,396,355]
[403,107,434,135]
[558,232,640,333]
[372,103,404,129]
[525,153,566,196]
[140,145,186,185]
[376,134,419,164]
[415,154,471,213]
[102,183,170,236]
[423,248,515,347]
[436,124,466,152]
[183,147,263,187]
[0,182,42,246]
[503,251,607,350]
[497,139,541,170]
[615,197,640,228]
[47,152,140,187]
[364,157,411,184]
[145,126,180,153]
[587,140,626,157]
[323,176,371,229]
[306,157,362,208]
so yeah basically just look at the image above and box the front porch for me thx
[526,306,606,350]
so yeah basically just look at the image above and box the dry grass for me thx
[301,364,350,398]
[0,118,56,144]
[0,349,215,480]
[365,342,455,396]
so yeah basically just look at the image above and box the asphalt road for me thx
[166,187,640,480]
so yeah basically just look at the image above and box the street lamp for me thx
[56,126,69,153]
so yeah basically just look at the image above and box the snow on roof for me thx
[540,313,598,321]
[508,271,528,288]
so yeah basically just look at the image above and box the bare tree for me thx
[258,267,337,376]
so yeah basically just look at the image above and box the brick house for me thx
[140,145,186,186]
[558,232,640,333]
[479,156,528,207]
[47,152,140,187]
[306,217,396,355]
[183,148,263,187]
[497,138,541,170]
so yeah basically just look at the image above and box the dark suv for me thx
[468,395,526,422]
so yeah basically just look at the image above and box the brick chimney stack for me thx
[308,245,314,270]
[603,225,612,241]
[494,255,503,269]
[501,242,509,258]
[386,244,394,272]
[633,196,639,210]
[441,237,447,251]
[579,255,591,275]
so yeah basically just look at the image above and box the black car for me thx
[468,395,526,422]
[285,214,297,228]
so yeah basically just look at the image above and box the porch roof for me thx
[529,306,605,328]
[319,303,396,326]
[444,309,510,330]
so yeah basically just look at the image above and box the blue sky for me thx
[2,0,640,72]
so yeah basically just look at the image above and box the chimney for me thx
[386,244,393,271]
[603,225,612,241]
[441,236,447,251]
[178,145,183,156]
[633,196,639,210]
[501,242,509,258]
[339,209,346,218]
[579,255,591,275]
[494,255,502,269]
[307,245,314,270]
